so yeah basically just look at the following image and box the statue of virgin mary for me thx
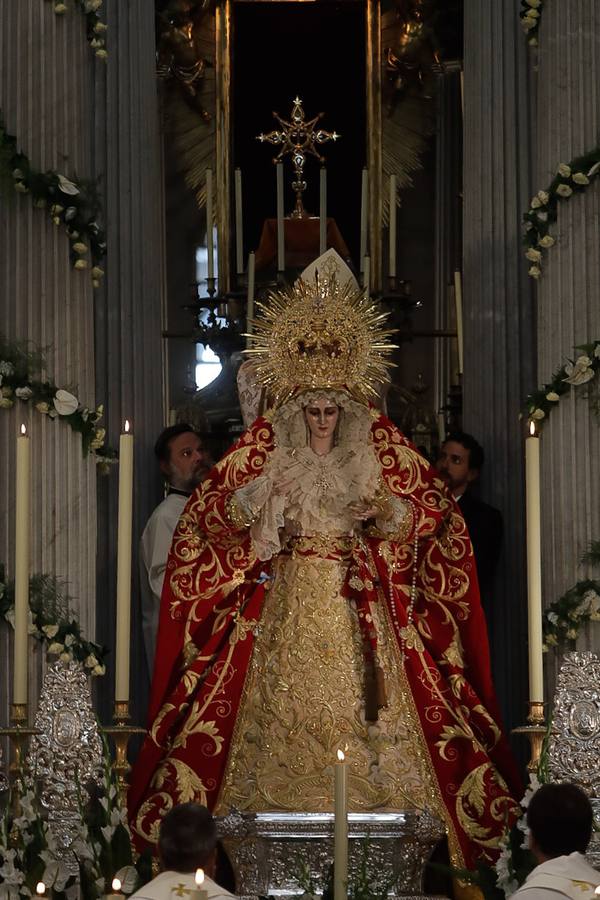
[129,253,521,870]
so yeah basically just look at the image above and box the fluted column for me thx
[0,3,97,719]
[536,3,600,675]
[93,0,166,724]
[463,0,535,736]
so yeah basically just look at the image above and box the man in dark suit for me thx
[436,432,503,603]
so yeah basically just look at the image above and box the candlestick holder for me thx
[512,701,547,772]
[103,702,146,811]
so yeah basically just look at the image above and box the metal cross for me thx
[257,97,340,218]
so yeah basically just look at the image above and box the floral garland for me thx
[46,0,107,59]
[0,570,107,676]
[524,340,600,425]
[523,150,600,279]
[0,334,116,468]
[519,0,543,46]
[0,118,106,281]
[542,580,600,652]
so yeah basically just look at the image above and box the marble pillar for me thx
[0,2,97,719]
[92,0,166,724]
[535,2,600,675]
[463,0,535,736]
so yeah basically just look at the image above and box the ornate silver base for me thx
[218,809,447,899]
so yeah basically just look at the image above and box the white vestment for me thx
[514,852,600,900]
[130,870,237,900]
[139,492,188,677]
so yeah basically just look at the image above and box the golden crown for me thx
[245,272,396,407]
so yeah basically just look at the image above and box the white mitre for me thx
[299,247,359,290]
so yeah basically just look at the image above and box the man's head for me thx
[158,802,218,874]
[154,424,209,493]
[436,431,484,496]
[527,782,594,862]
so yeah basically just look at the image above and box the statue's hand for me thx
[348,502,380,522]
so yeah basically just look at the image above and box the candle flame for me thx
[20,423,27,435]
[195,869,205,886]
[35,884,46,896]
[337,749,345,762]
[529,420,536,437]
[112,877,122,891]
[124,419,130,433]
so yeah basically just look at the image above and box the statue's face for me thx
[303,398,340,443]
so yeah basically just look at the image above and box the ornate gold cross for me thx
[257,97,340,218]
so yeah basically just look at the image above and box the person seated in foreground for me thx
[514,782,600,900]
[130,802,237,900]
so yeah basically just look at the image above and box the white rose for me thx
[545,391,560,402]
[74,258,88,270]
[42,624,59,638]
[35,401,50,414]
[53,389,79,416]
[64,633,75,648]
[15,386,33,400]
[531,408,545,420]
[72,242,88,254]
[54,2,67,11]
[90,427,106,450]
[537,211,548,222]
[85,654,99,668]
[572,172,590,185]
[537,190,549,204]
[528,265,541,279]
[538,235,555,248]
[92,663,106,676]
[85,0,102,10]
[530,196,542,209]
[47,642,64,655]
[96,48,108,60]
[0,397,14,409]
[556,183,573,197]
[59,651,72,663]
[1,385,13,398]
[557,163,572,178]
[525,248,542,262]
[0,361,15,376]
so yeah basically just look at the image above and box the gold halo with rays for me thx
[245,273,397,407]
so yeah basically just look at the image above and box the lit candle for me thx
[319,167,327,255]
[235,167,244,275]
[453,269,464,375]
[359,168,368,266]
[190,868,209,900]
[276,162,285,273]
[206,169,214,280]
[334,749,348,900]
[246,251,256,347]
[525,420,544,703]
[14,423,30,706]
[115,420,134,704]
[389,174,397,278]
[363,256,370,294]
[35,882,45,896]
[105,876,123,899]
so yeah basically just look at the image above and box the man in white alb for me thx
[140,424,210,679]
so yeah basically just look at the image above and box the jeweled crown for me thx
[245,269,396,406]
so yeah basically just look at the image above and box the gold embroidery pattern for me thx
[216,555,438,816]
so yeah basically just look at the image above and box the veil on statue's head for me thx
[238,249,396,431]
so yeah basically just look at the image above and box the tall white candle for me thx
[334,749,348,900]
[363,256,370,294]
[206,169,214,280]
[246,251,256,347]
[276,162,285,273]
[454,269,464,374]
[14,423,30,706]
[359,168,368,266]
[235,167,244,276]
[319,167,327,255]
[115,420,134,704]
[389,174,397,278]
[525,421,544,702]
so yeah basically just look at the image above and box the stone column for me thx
[0,3,97,719]
[92,0,166,724]
[462,0,535,737]
[535,2,600,677]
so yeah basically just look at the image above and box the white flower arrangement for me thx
[523,148,600,279]
[45,0,107,58]
[524,339,600,429]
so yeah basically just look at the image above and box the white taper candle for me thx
[276,162,285,273]
[206,169,214,280]
[14,423,30,706]
[454,269,464,375]
[115,420,134,703]
[334,749,348,900]
[525,421,544,702]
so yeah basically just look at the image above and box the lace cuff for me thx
[368,479,415,542]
